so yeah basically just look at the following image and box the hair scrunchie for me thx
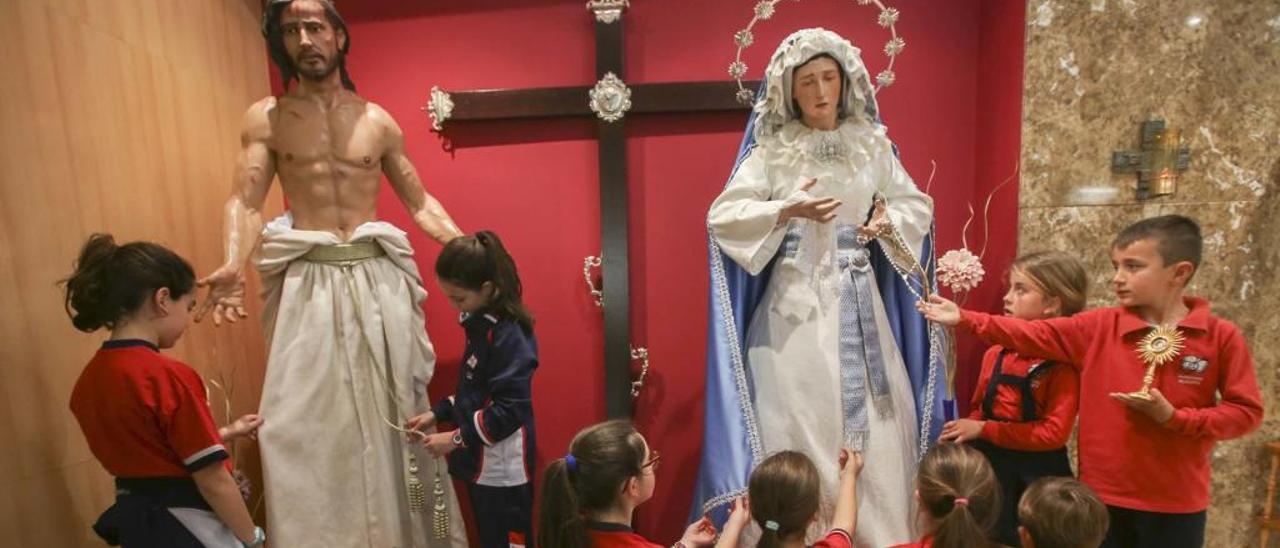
[565,454,578,473]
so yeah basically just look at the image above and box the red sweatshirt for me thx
[586,522,662,547]
[968,346,1080,451]
[958,297,1263,513]
[890,535,934,548]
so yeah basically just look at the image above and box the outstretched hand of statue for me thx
[195,265,249,326]
[856,198,891,242]
[779,178,841,224]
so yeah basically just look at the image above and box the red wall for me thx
[953,0,1028,416]
[312,0,1023,542]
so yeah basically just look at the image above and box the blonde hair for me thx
[1017,477,1108,548]
[1011,251,1089,316]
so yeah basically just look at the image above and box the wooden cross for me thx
[1112,119,1191,200]
[425,0,759,418]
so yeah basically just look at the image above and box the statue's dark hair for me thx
[261,0,356,92]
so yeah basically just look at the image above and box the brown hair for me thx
[916,443,1001,548]
[748,451,822,547]
[435,230,534,335]
[1112,214,1202,273]
[1017,477,1108,548]
[61,234,195,332]
[537,420,648,548]
[1011,251,1089,316]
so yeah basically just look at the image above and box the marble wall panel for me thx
[1019,1,1278,545]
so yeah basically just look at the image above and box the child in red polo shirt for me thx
[63,234,265,548]
[920,215,1264,548]
[938,251,1087,546]
[537,420,718,548]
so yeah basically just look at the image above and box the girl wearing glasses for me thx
[539,421,719,547]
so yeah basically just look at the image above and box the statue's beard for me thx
[292,51,342,82]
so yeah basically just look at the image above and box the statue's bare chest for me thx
[271,100,383,174]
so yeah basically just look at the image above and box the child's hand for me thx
[726,496,752,529]
[939,419,985,443]
[422,430,459,457]
[838,448,864,478]
[916,295,961,326]
[233,469,253,503]
[1110,388,1175,424]
[220,414,263,441]
[403,412,436,442]
[679,516,717,547]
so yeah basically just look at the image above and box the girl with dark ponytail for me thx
[434,230,534,334]
[538,420,718,548]
[892,443,1001,548]
[405,230,538,547]
[62,234,266,547]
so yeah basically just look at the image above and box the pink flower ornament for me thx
[937,248,985,293]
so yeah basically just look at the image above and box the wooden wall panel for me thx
[0,0,275,544]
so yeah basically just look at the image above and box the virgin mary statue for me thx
[691,28,949,546]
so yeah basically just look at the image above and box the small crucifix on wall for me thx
[1112,119,1191,200]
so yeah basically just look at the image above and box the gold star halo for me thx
[1136,324,1185,366]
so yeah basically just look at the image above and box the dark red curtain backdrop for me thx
[269,0,1025,542]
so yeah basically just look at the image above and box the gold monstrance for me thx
[1128,324,1186,399]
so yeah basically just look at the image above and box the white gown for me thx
[709,118,933,547]
[254,213,467,548]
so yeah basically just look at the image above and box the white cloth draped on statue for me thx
[709,119,932,547]
[254,213,466,548]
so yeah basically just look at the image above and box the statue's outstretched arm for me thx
[195,98,277,326]
[378,105,462,245]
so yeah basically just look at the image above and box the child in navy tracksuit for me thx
[406,230,537,548]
